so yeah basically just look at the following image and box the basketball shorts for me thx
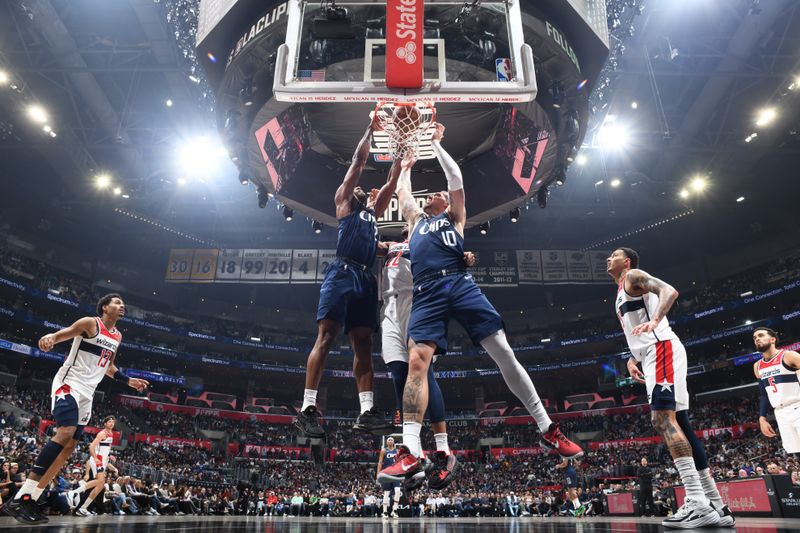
[407,273,504,355]
[316,259,378,333]
[88,455,108,477]
[641,339,689,411]
[774,403,800,454]
[565,473,577,488]
[381,292,413,364]
[380,481,402,491]
[51,381,91,440]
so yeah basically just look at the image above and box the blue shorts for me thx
[565,473,577,488]
[380,481,401,491]
[407,273,504,355]
[51,384,88,440]
[316,260,378,333]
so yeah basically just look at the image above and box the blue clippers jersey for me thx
[382,447,398,468]
[409,211,465,281]
[336,205,378,268]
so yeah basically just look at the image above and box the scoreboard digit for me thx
[264,249,292,282]
[216,249,244,281]
[190,249,219,282]
[165,249,194,281]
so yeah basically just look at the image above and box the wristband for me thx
[113,369,131,384]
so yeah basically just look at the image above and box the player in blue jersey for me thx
[376,437,402,517]
[294,120,397,439]
[378,122,583,487]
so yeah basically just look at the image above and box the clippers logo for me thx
[396,41,417,65]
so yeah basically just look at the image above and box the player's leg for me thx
[76,471,105,516]
[386,361,408,424]
[427,365,459,490]
[383,295,410,426]
[645,342,719,528]
[295,318,341,438]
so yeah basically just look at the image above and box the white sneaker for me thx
[74,508,91,517]
[390,511,399,518]
[114,510,125,515]
[662,497,721,529]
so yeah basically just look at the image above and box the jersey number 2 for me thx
[768,377,778,393]
[98,349,113,368]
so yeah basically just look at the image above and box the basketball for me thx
[393,105,421,139]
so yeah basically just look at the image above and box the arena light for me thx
[744,132,758,143]
[312,220,323,234]
[239,170,251,185]
[257,186,269,208]
[179,136,222,177]
[631,101,638,109]
[679,189,689,199]
[240,78,255,106]
[610,178,621,188]
[282,205,293,221]
[250,336,261,342]
[690,175,707,192]
[745,320,752,325]
[479,222,490,235]
[121,194,130,199]
[594,180,604,186]
[177,177,187,186]
[509,207,521,223]
[540,338,551,343]
[597,123,630,151]
[736,196,745,203]
[740,291,753,297]
[95,174,111,189]
[576,154,588,166]
[27,104,48,124]
[0,70,8,85]
[42,125,52,133]
[755,107,777,127]
[165,99,173,107]
[113,187,122,196]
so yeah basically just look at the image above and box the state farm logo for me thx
[394,0,418,64]
[396,41,417,64]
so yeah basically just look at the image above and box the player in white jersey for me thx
[73,415,118,516]
[607,248,732,529]
[2,294,148,525]
[377,221,474,490]
[752,327,800,454]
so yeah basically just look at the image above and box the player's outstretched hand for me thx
[128,378,150,392]
[464,251,477,267]
[627,358,646,384]
[432,123,445,142]
[400,152,417,170]
[370,112,383,131]
[38,334,56,352]
[631,320,658,336]
[759,417,777,438]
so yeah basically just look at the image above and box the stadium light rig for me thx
[312,220,323,234]
[27,104,48,124]
[755,107,777,127]
[479,222,490,235]
[509,207,521,223]
[282,206,294,221]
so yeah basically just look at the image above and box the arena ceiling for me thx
[1,0,799,264]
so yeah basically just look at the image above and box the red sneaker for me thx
[541,423,584,458]
[377,445,421,483]
[427,451,459,490]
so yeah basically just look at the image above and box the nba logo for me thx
[496,58,512,82]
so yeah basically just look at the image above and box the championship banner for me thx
[541,250,568,282]
[516,250,543,283]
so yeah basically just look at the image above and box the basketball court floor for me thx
[2,515,799,532]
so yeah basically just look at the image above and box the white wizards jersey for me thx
[54,317,121,398]
[381,241,413,300]
[615,279,678,360]
[757,351,800,410]
[95,431,113,467]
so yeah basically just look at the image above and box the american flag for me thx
[297,70,326,82]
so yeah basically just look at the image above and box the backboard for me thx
[273,0,537,103]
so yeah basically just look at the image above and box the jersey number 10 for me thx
[442,230,457,247]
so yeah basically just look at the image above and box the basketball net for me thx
[373,102,436,159]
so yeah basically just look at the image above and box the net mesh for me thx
[374,102,436,159]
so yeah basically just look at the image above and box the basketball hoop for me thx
[373,101,436,159]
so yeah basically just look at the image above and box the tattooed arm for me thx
[625,269,679,335]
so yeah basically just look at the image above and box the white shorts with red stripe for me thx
[775,403,800,454]
[642,339,689,411]
[88,455,108,478]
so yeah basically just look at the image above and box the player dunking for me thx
[753,327,800,455]
[376,437,401,517]
[379,123,582,487]
[1,294,148,524]
[73,415,118,516]
[607,248,733,528]
[294,121,397,439]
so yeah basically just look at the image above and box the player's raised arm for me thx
[372,158,405,217]
[430,124,465,232]
[38,317,97,352]
[625,269,679,335]
[396,153,422,224]
[335,122,378,216]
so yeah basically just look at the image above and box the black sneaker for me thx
[352,407,394,435]
[294,406,325,438]
[427,451,459,490]
[2,496,49,525]
[403,455,434,492]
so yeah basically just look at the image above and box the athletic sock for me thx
[674,456,708,503]
[74,482,88,495]
[571,498,581,510]
[14,478,38,500]
[80,494,96,511]
[358,391,374,414]
[301,389,317,412]
[698,468,724,509]
[433,433,450,454]
[403,421,423,457]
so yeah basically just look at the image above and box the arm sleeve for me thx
[431,141,463,191]
[759,381,771,417]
